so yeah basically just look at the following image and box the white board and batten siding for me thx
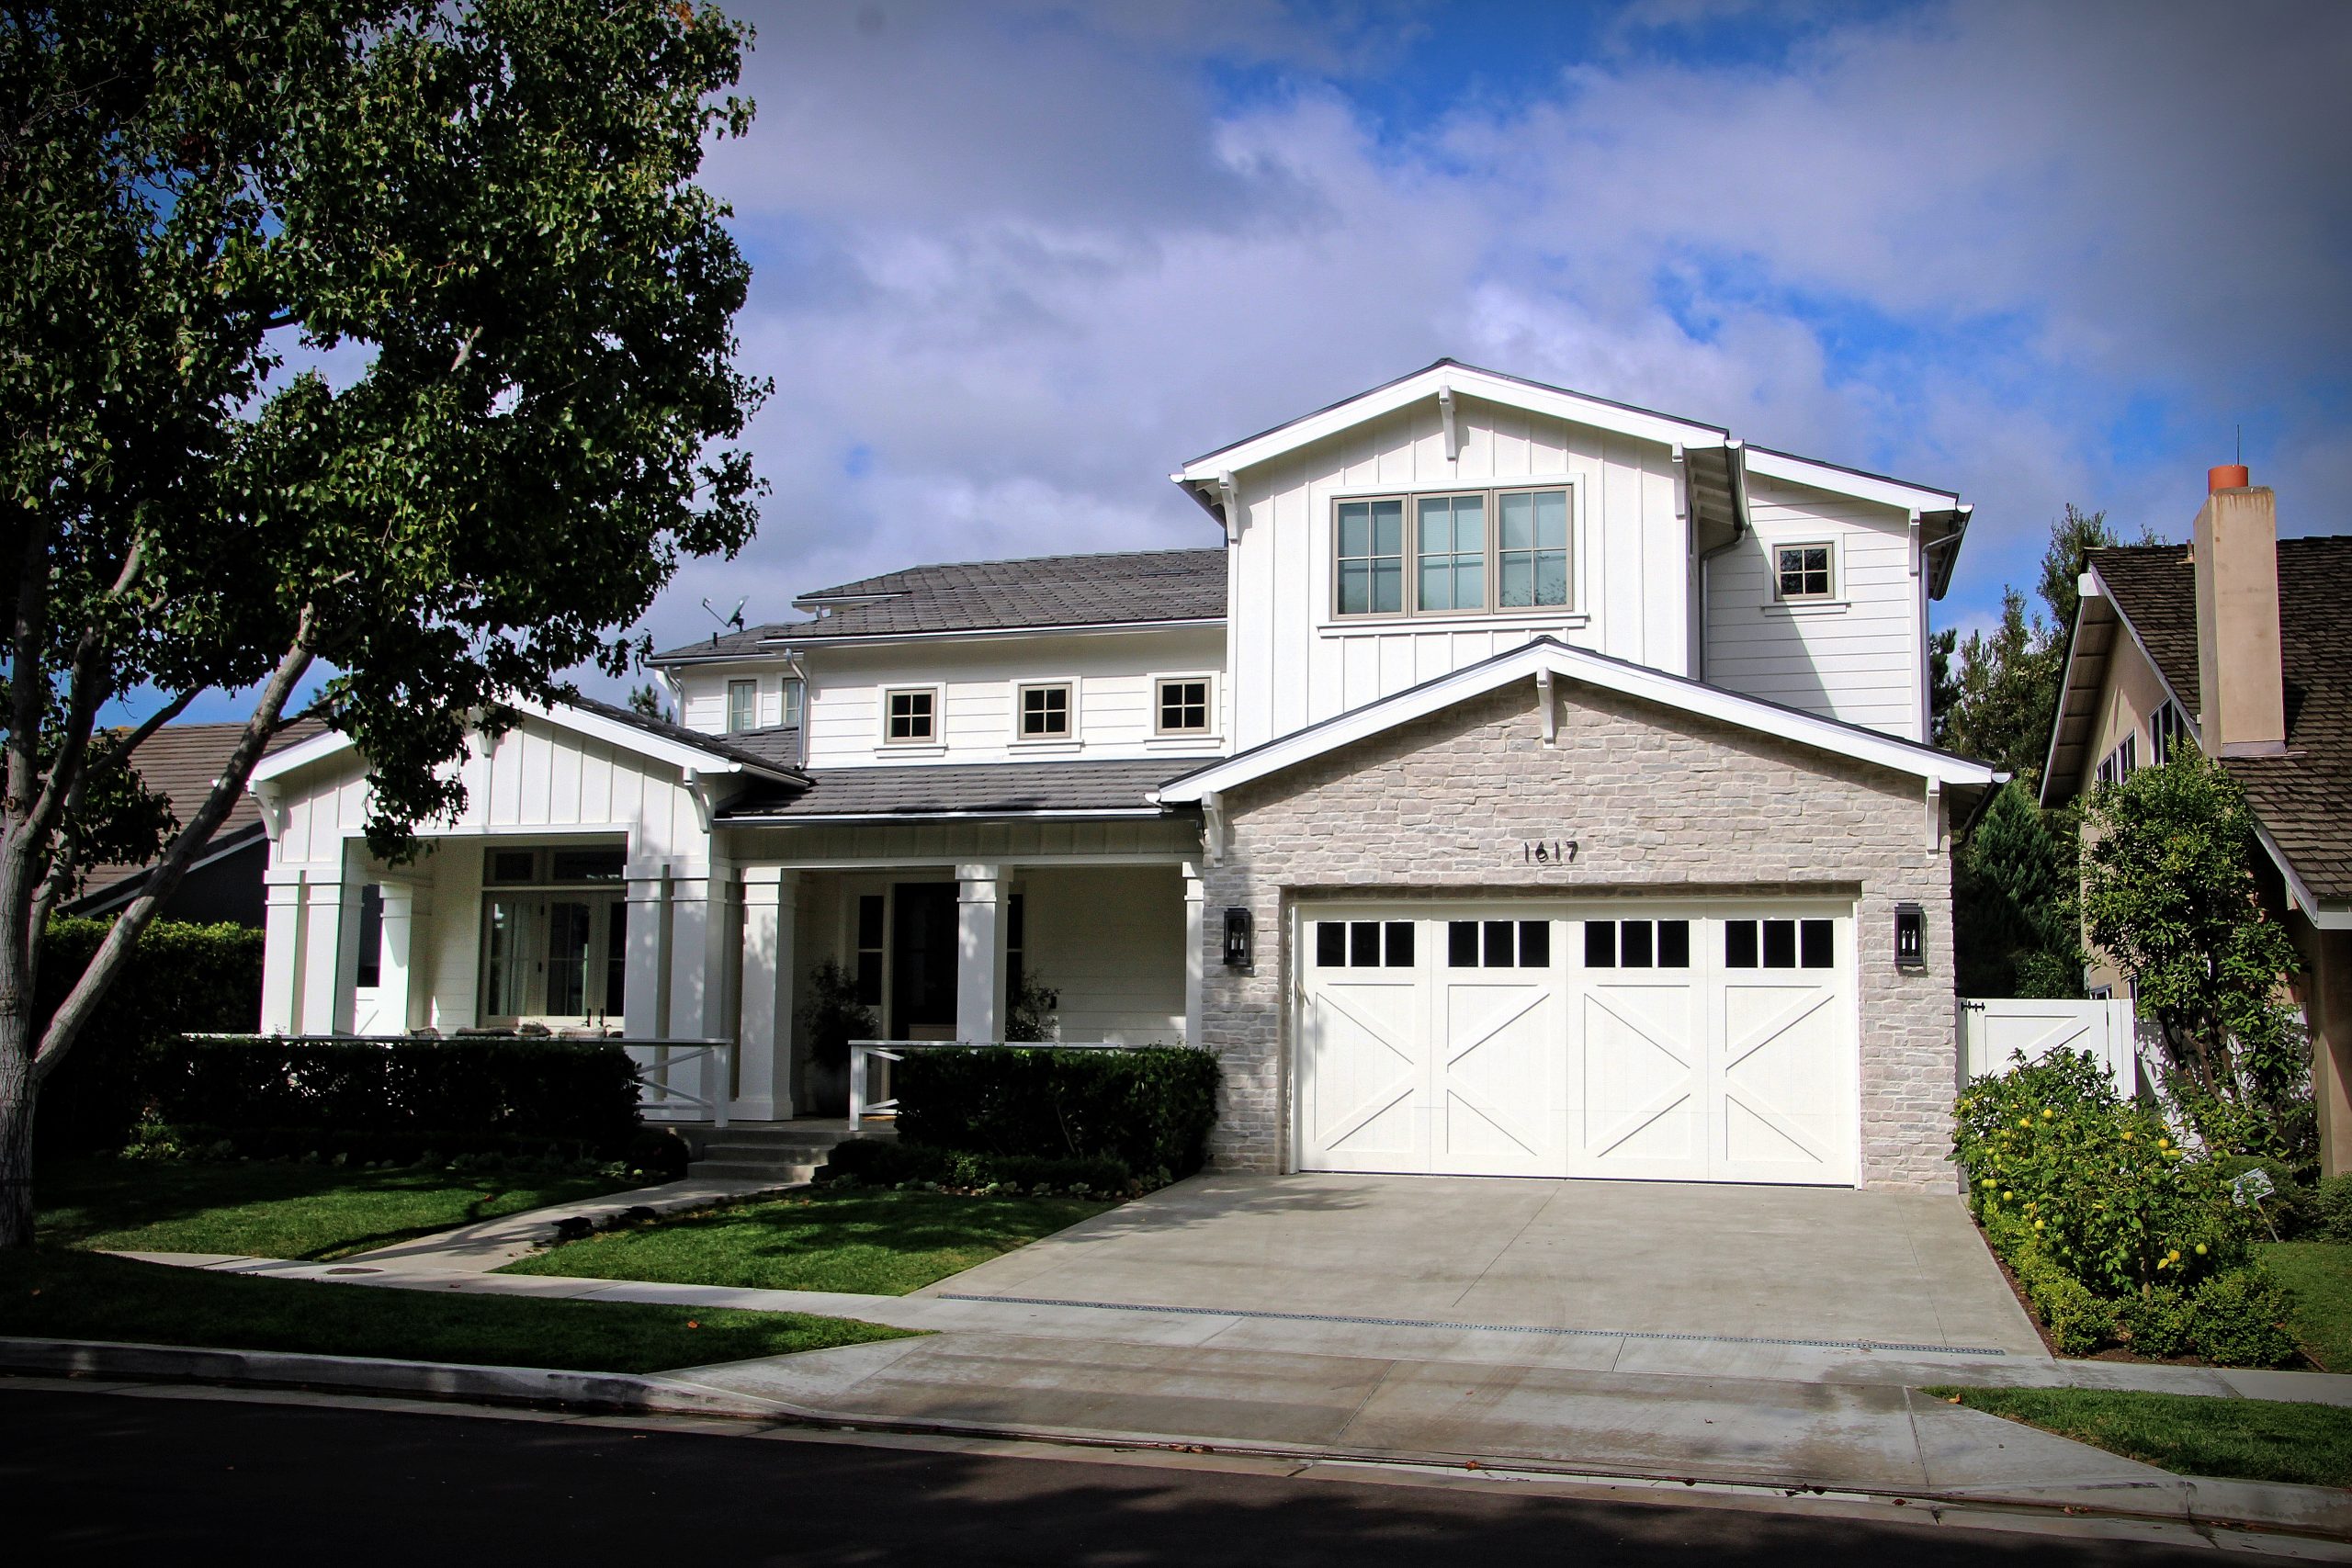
[1227,395,1692,754]
[1702,475,1927,743]
[784,626,1228,770]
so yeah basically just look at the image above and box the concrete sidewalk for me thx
[340,1173,796,1271]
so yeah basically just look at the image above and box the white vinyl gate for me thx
[1959,997,2138,1094]
[1296,900,1860,1186]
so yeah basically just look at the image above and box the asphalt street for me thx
[0,1382,2237,1565]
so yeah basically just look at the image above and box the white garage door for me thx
[1295,901,1858,1186]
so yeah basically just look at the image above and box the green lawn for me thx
[0,1250,909,1373]
[37,1157,635,1262]
[503,1187,1114,1295]
[2260,1242,2352,1372]
[1928,1384,2352,1489]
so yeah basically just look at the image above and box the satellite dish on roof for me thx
[701,596,747,633]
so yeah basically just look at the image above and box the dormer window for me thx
[1336,487,1571,618]
[1774,543,1835,602]
[884,687,936,744]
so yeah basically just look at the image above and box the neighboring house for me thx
[2043,468,2352,1177]
[66,719,327,927]
[249,361,2000,1190]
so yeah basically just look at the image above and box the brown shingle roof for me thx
[786,547,1225,640]
[76,718,327,898]
[716,759,1195,819]
[2095,536,2352,903]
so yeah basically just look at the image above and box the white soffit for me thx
[1155,638,2001,805]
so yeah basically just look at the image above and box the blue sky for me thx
[156,0,2352,720]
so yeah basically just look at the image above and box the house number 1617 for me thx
[1522,840,1577,864]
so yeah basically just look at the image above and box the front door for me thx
[890,882,958,1041]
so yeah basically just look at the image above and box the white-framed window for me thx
[2150,699,2191,765]
[883,686,937,744]
[1773,542,1835,602]
[2096,732,2138,787]
[726,679,757,733]
[1155,675,1212,735]
[781,679,805,729]
[1334,485,1572,619]
[476,846,629,1025]
[1015,682,1072,739]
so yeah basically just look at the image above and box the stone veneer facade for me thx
[1195,680,1959,1191]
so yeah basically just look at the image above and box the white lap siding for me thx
[1022,865,1187,1043]
[1197,681,1958,1191]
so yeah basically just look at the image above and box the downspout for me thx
[778,646,812,768]
[1694,441,1750,685]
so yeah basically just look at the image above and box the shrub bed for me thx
[890,1045,1218,1184]
[102,1036,645,1166]
[816,1136,1134,1198]
[1954,1051,2300,1366]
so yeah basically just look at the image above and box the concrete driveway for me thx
[931,1172,2044,1358]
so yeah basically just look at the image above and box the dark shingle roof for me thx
[647,620,811,663]
[570,696,806,780]
[785,547,1227,639]
[2096,536,2352,902]
[76,719,327,900]
[716,759,1197,820]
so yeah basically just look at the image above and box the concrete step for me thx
[685,1159,820,1183]
[701,1125,868,1147]
[698,1142,835,1166]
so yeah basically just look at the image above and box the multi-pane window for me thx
[1724,919,1835,970]
[2150,700,2191,766]
[1317,919,1414,968]
[1584,919,1691,970]
[781,679,805,729]
[726,679,757,733]
[1447,919,1550,968]
[1775,544,1833,601]
[1416,495,1486,613]
[475,846,629,1024]
[1157,678,1210,734]
[1018,683,1071,739]
[1498,490,1569,608]
[885,688,936,743]
[1335,488,1570,618]
[2096,733,2137,786]
[1336,499,1405,615]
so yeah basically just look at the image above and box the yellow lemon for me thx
[2120,1131,2133,1142]
[2194,1243,2207,1256]
[2156,1257,2169,1269]
[2041,1109,2053,1119]
[2033,1219,2045,1230]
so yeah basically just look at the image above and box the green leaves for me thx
[2082,751,2309,1159]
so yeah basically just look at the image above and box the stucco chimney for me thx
[2191,470,2288,757]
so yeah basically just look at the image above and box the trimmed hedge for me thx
[128,1037,644,1161]
[891,1045,1218,1180]
[817,1137,1129,1197]
[35,918,266,1158]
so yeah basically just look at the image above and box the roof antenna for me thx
[701,596,747,634]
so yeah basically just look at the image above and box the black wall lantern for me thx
[1222,907,1253,970]
[1894,902,1926,971]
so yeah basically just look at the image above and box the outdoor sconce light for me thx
[1894,902,1926,971]
[1223,907,1253,970]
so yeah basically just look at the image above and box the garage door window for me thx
[1724,918,1834,969]
[1447,919,1549,967]
[1317,919,1414,967]
[1583,919,1690,969]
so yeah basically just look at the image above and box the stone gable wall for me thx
[1196,680,1958,1190]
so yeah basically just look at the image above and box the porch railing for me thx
[184,1032,735,1131]
[845,1039,1140,1132]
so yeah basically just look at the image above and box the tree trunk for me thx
[0,998,34,1249]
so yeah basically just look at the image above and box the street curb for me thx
[6,1336,2347,1544]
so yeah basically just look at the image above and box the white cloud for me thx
[599,0,2350,696]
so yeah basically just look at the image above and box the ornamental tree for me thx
[2081,751,2311,1160]
[0,0,766,1246]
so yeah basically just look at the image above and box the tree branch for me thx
[32,606,320,1085]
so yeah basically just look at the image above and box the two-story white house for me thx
[252,362,2000,1190]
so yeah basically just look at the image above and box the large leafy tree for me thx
[1953,780,2083,999]
[0,0,765,1246]
[2082,752,2311,1162]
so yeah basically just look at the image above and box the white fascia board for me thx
[760,617,1227,650]
[1172,366,1724,484]
[248,703,794,788]
[2041,565,2205,807]
[1155,639,2000,804]
[249,726,354,784]
[1740,447,1961,515]
[720,807,1169,825]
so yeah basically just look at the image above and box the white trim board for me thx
[249,702,804,788]
[1154,637,2002,805]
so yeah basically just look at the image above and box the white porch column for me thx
[298,853,358,1035]
[260,869,306,1033]
[374,881,427,1034]
[736,867,799,1120]
[955,863,1006,1044]
[668,858,738,1114]
[1182,862,1206,1050]
[622,863,669,1038]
